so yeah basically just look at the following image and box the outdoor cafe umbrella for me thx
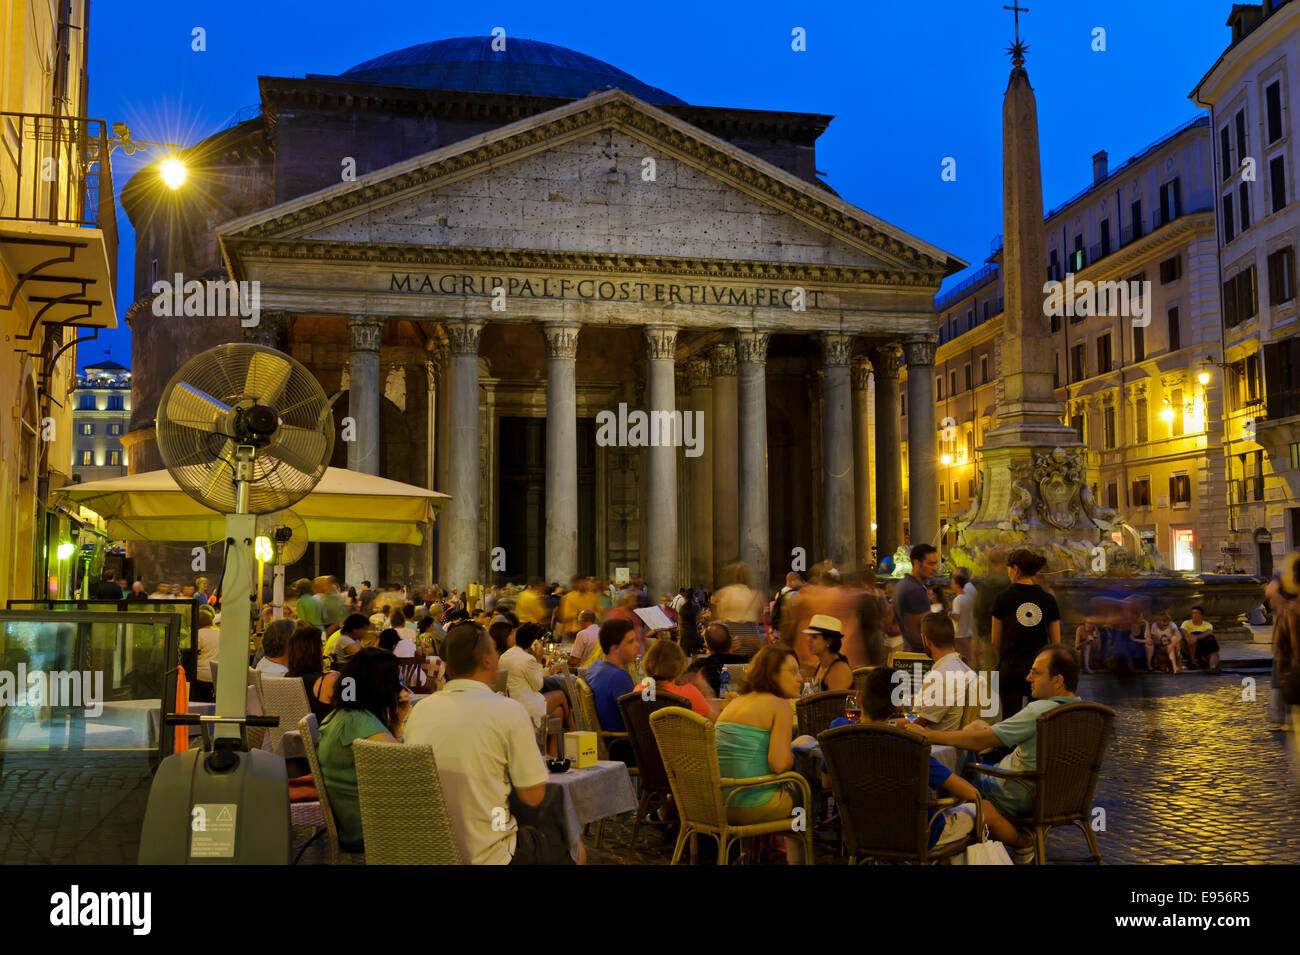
[58,467,449,545]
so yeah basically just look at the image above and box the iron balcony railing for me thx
[0,111,115,231]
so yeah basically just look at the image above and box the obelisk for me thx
[955,18,1107,558]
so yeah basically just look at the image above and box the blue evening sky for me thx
[86,0,1230,370]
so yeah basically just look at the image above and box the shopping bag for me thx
[952,825,1013,865]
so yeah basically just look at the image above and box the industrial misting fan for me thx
[257,508,308,620]
[140,343,334,864]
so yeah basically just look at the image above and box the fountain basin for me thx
[1050,574,1265,641]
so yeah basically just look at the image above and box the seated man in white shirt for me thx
[255,619,294,677]
[568,610,600,669]
[910,613,978,732]
[405,622,583,866]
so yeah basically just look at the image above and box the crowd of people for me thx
[111,540,1298,865]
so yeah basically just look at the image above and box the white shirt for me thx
[394,638,418,657]
[196,627,220,681]
[951,592,975,639]
[498,646,547,722]
[403,679,548,865]
[914,652,976,731]
[670,593,685,611]
[255,657,288,678]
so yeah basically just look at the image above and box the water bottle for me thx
[720,668,731,697]
[801,680,814,698]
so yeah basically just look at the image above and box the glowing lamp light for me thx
[1197,371,1211,386]
[1160,404,1176,423]
[255,536,274,563]
[56,541,75,561]
[941,453,953,465]
[159,156,187,190]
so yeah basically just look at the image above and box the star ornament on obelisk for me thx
[1004,3,1030,65]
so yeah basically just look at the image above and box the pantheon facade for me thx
[122,37,959,596]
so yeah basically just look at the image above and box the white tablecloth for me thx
[545,759,637,861]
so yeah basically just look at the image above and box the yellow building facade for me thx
[1,0,117,602]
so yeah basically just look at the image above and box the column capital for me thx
[542,322,581,360]
[687,356,713,389]
[446,320,484,356]
[347,315,384,353]
[865,344,903,379]
[243,310,286,349]
[710,342,737,378]
[851,359,873,391]
[736,329,770,364]
[645,324,678,360]
[902,337,937,368]
[820,332,855,368]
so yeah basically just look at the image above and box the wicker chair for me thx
[296,714,364,864]
[246,668,268,751]
[261,676,313,753]
[353,739,462,864]
[819,722,980,864]
[575,677,630,761]
[617,689,691,848]
[649,708,813,865]
[796,690,855,740]
[965,701,1115,864]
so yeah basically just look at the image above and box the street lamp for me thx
[159,156,187,190]
[1159,401,1175,424]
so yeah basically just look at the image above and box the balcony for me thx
[0,112,118,344]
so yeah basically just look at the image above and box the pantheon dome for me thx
[332,36,686,104]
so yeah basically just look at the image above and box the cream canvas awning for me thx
[58,467,449,545]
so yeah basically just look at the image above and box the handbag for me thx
[951,824,1014,865]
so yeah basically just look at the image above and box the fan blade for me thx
[268,425,329,476]
[199,438,236,502]
[245,350,293,409]
[166,383,231,431]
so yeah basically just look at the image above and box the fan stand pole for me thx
[272,565,285,620]
[215,449,257,741]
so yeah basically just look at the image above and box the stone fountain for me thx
[934,30,1261,639]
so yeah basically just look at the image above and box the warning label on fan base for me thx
[191,804,237,858]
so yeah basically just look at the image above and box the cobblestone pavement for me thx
[583,673,1300,865]
[3,675,1297,865]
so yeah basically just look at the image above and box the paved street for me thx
[1,675,1295,865]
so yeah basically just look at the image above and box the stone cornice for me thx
[221,90,959,276]
[222,237,943,290]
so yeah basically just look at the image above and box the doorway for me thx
[497,417,597,583]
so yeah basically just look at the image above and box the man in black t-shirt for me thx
[991,549,1061,719]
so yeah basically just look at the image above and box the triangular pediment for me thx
[219,89,961,277]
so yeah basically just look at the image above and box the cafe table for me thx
[544,759,637,861]
[792,737,959,772]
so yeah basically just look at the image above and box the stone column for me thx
[904,338,939,547]
[345,316,383,587]
[241,310,286,350]
[822,332,857,569]
[736,330,771,589]
[851,359,874,571]
[544,323,580,585]
[687,357,714,589]
[432,345,451,586]
[869,345,903,564]
[711,343,738,587]
[645,325,679,600]
[444,321,483,593]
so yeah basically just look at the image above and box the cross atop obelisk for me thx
[1004,3,1029,65]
